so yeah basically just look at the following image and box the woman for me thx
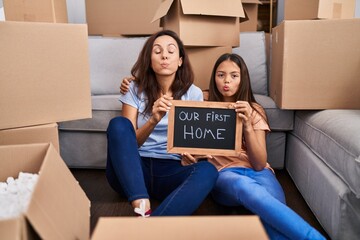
[106,30,218,217]
[182,53,326,240]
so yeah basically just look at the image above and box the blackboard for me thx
[167,100,242,156]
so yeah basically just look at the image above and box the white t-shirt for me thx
[119,81,203,160]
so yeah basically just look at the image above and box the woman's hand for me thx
[120,76,134,94]
[150,94,173,123]
[181,152,212,166]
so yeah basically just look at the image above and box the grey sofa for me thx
[58,31,294,169]
[286,110,360,240]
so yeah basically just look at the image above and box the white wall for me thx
[0,0,4,21]
[66,0,86,23]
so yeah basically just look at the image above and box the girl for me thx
[182,53,326,240]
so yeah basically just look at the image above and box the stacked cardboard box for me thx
[240,0,262,32]
[284,0,356,20]
[85,0,163,36]
[0,21,92,239]
[3,0,68,23]
[270,1,360,109]
[152,0,245,90]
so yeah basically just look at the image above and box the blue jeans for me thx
[106,116,219,216]
[211,168,326,240]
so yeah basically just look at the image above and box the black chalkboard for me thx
[167,100,242,156]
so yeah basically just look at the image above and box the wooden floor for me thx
[71,168,330,239]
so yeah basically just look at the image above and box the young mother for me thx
[106,30,218,217]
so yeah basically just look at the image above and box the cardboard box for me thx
[152,0,245,47]
[240,0,262,32]
[3,0,68,23]
[91,216,269,240]
[284,0,356,20]
[86,0,163,36]
[0,143,90,240]
[0,123,60,152]
[0,21,92,130]
[187,46,232,90]
[270,19,360,109]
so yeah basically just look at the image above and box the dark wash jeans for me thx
[106,116,219,216]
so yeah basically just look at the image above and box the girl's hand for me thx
[120,76,135,94]
[233,101,253,130]
[150,94,173,123]
[181,152,213,166]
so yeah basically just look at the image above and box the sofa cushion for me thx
[292,110,360,197]
[233,32,268,96]
[89,36,148,95]
[58,95,121,131]
[255,94,293,131]
[286,133,360,240]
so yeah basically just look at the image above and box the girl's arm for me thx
[234,101,267,171]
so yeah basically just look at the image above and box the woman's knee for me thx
[107,116,134,136]
[195,161,219,182]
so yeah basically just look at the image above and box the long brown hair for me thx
[131,30,194,114]
[208,53,268,123]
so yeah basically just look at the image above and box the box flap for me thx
[26,143,90,240]
[152,0,245,22]
[181,0,245,18]
[0,144,47,181]
[152,0,174,22]
[91,216,268,240]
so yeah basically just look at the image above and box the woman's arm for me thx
[121,95,173,147]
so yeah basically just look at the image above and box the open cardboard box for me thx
[0,123,60,152]
[152,0,245,47]
[186,46,232,90]
[0,143,90,240]
[270,18,360,109]
[0,21,91,130]
[284,0,356,20]
[91,216,268,240]
[3,0,68,23]
[86,0,163,36]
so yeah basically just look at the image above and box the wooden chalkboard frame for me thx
[167,100,243,156]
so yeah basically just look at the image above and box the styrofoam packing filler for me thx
[0,172,39,219]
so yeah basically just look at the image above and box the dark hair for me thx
[131,30,194,114]
[208,53,268,123]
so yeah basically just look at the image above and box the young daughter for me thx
[182,53,326,240]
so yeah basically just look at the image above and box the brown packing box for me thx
[284,0,356,20]
[187,46,232,90]
[0,143,90,240]
[91,216,269,240]
[270,19,360,109]
[240,0,262,32]
[152,0,245,47]
[3,0,68,23]
[0,21,91,130]
[0,123,60,152]
[86,0,163,36]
